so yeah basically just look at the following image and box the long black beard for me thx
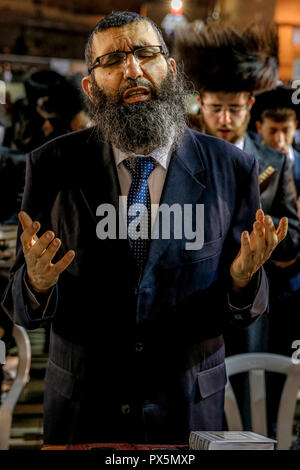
[87,69,188,155]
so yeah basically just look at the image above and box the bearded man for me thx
[2,12,287,445]
[174,24,300,265]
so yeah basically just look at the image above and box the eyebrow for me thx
[210,104,243,107]
[269,126,290,130]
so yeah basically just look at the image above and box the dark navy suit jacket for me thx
[293,147,300,197]
[244,135,300,261]
[1,127,268,445]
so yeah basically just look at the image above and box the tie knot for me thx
[124,157,156,180]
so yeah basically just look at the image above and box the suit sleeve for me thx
[1,151,58,329]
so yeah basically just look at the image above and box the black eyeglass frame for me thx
[88,45,165,73]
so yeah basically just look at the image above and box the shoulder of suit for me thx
[29,126,100,165]
[187,127,256,173]
[293,148,300,159]
[246,135,286,162]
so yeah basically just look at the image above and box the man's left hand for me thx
[230,209,288,291]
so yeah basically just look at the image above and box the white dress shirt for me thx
[113,137,174,229]
[234,137,245,151]
[287,145,295,166]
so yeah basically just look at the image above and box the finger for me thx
[37,238,62,266]
[276,217,288,243]
[53,250,75,275]
[256,208,264,223]
[250,220,266,257]
[18,211,33,231]
[249,219,263,247]
[264,215,277,255]
[26,230,55,263]
[19,219,41,254]
[240,231,252,259]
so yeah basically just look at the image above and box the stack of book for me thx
[189,431,277,450]
[0,225,18,268]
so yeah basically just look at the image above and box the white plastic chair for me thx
[0,325,31,450]
[225,353,300,450]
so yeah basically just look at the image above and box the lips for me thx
[218,128,231,133]
[122,87,151,103]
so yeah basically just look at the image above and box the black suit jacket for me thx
[244,135,300,261]
[2,127,268,445]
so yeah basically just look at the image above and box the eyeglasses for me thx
[201,103,249,117]
[89,45,165,73]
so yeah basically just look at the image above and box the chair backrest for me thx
[224,353,300,450]
[0,324,31,450]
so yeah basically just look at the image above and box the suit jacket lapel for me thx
[244,133,279,174]
[144,128,206,276]
[79,130,120,223]
[78,129,136,265]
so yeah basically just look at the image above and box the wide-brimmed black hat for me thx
[173,22,279,94]
[251,86,300,124]
[24,69,84,121]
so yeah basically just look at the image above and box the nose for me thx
[123,53,143,80]
[274,131,285,148]
[218,109,232,125]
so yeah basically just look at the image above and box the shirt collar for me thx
[234,137,245,150]
[287,145,295,165]
[112,130,175,171]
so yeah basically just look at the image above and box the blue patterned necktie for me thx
[123,157,156,270]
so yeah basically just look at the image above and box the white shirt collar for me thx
[234,137,245,150]
[112,128,175,171]
[287,145,295,165]
[113,145,171,170]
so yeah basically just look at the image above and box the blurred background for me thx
[0,0,299,87]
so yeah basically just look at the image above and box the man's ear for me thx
[81,75,93,101]
[248,95,255,110]
[256,120,262,134]
[196,95,203,107]
[168,58,177,76]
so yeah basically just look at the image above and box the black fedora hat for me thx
[251,86,300,125]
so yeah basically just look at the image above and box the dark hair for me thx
[85,11,169,71]
[260,107,297,123]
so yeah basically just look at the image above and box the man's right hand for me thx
[19,211,75,294]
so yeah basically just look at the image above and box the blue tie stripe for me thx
[123,157,156,270]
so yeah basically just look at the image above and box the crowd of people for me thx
[0,11,300,446]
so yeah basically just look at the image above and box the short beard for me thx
[199,112,251,144]
[87,68,188,155]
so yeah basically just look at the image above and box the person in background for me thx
[253,87,300,200]
[174,23,300,433]
[8,70,87,152]
[252,87,300,435]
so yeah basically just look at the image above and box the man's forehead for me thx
[92,21,159,55]
[203,91,250,104]
[263,117,296,127]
